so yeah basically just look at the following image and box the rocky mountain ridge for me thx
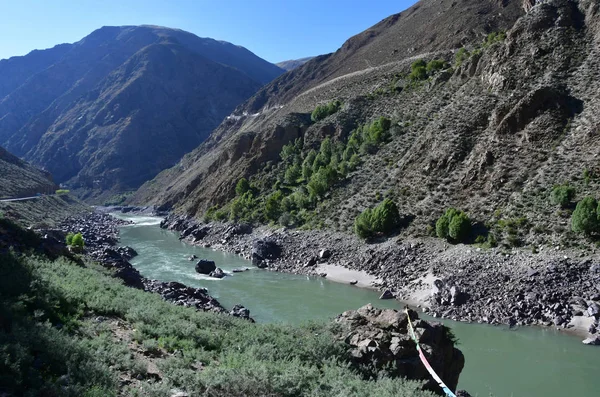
[133,0,600,252]
[0,25,284,201]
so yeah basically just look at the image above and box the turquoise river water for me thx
[116,215,598,397]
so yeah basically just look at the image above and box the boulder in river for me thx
[335,304,464,394]
[379,289,394,300]
[195,259,217,275]
[209,268,226,279]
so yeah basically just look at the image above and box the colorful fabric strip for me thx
[406,309,458,397]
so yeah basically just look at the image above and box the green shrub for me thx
[229,191,258,222]
[436,208,471,243]
[65,232,84,247]
[235,178,250,196]
[455,48,470,66]
[311,100,342,122]
[284,162,302,184]
[354,199,401,239]
[550,184,575,208]
[55,189,70,195]
[572,196,599,235]
[264,191,284,222]
[484,31,506,47]
[426,59,448,75]
[409,59,428,81]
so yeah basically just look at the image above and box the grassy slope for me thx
[0,248,436,397]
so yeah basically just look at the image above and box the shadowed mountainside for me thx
[0,25,284,201]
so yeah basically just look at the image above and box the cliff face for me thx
[0,26,284,201]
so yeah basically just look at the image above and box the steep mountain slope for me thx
[0,145,57,198]
[131,0,525,211]
[0,25,284,201]
[276,57,314,71]
[135,0,600,249]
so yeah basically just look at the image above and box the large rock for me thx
[251,238,281,268]
[195,259,217,275]
[209,268,225,279]
[336,304,464,395]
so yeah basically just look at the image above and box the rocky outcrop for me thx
[336,304,464,395]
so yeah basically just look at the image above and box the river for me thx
[116,215,598,397]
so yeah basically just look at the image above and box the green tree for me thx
[436,208,471,243]
[372,199,401,234]
[284,162,302,184]
[264,191,284,222]
[65,232,75,246]
[354,208,375,239]
[302,150,317,179]
[449,212,471,242]
[572,196,599,235]
[354,199,401,239]
[235,178,250,196]
[71,232,84,248]
[319,137,333,164]
[550,184,576,208]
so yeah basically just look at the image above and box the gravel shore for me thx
[159,212,600,345]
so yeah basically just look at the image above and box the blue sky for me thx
[0,0,418,63]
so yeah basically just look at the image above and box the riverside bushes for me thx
[354,199,401,239]
[436,208,471,243]
[0,247,437,397]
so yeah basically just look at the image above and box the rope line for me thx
[405,308,458,397]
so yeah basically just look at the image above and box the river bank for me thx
[55,210,253,320]
[158,212,600,344]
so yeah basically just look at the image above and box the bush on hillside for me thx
[455,48,470,66]
[409,59,427,81]
[354,199,401,239]
[571,196,599,235]
[426,59,448,75]
[311,100,342,122]
[65,232,84,248]
[550,184,575,208]
[235,178,250,196]
[436,208,471,243]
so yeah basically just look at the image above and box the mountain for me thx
[276,57,314,71]
[0,145,57,199]
[133,0,600,248]
[0,25,284,201]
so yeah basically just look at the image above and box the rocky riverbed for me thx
[160,213,600,345]
[56,211,253,321]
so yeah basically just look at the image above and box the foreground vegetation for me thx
[0,246,436,396]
